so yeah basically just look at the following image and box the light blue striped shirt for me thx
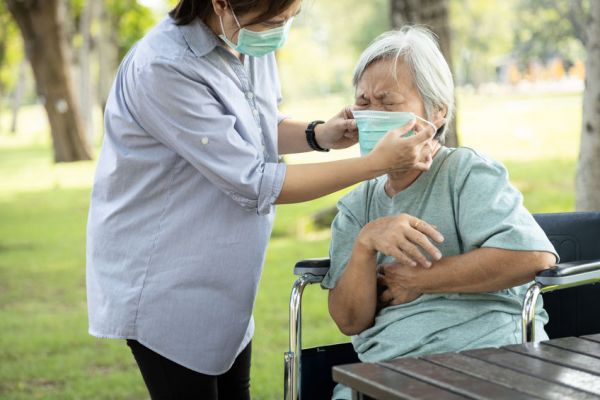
[86,16,287,374]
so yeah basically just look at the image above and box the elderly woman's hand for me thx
[355,214,444,268]
[377,262,422,306]
[315,106,359,150]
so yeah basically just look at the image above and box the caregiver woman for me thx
[86,0,441,398]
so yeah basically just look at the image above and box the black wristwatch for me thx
[305,120,329,152]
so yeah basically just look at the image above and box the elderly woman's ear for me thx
[434,107,447,121]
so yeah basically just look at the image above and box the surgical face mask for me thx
[353,110,436,156]
[219,8,293,57]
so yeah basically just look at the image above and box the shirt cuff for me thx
[257,161,287,216]
[277,112,290,125]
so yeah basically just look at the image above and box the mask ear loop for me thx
[227,2,242,28]
[414,114,437,132]
[219,2,242,43]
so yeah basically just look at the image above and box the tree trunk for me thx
[78,0,95,144]
[97,0,118,113]
[10,59,26,134]
[390,0,459,147]
[7,0,91,162]
[575,1,600,211]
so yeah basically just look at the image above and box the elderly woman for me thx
[322,26,558,400]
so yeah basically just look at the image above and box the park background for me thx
[1,0,599,399]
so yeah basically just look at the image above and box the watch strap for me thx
[305,120,329,152]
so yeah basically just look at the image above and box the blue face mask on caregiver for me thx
[219,6,294,57]
[353,110,437,156]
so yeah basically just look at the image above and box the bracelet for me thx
[305,120,329,152]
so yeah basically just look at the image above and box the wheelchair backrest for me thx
[533,212,600,339]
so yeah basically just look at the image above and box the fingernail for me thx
[425,261,432,268]
[410,261,417,267]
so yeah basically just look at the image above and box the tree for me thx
[450,0,515,87]
[6,0,91,162]
[77,0,96,143]
[390,0,459,147]
[513,0,585,67]
[0,1,23,131]
[96,0,155,111]
[570,0,599,210]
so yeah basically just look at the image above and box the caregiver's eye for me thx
[261,20,286,28]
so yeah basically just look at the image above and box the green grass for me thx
[0,91,579,399]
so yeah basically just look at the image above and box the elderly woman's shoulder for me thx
[444,146,505,170]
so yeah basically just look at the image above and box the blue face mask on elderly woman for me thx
[353,110,437,156]
[219,6,294,57]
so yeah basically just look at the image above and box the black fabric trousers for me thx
[127,339,252,400]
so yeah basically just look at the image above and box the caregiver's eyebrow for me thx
[267,7,302,24]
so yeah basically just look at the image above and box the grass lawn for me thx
[0,91,579,399]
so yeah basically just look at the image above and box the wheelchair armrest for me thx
[535,259,600,287]
[294,258,330,277]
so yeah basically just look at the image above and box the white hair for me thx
[352,26,455,142]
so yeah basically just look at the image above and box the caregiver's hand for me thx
[355,214,444,268]
[315,106,358,150]
[367,117,445,174]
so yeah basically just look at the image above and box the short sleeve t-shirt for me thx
[323,147,557,365]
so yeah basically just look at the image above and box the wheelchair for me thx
[283,212,600,400]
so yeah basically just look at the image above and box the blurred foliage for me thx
[0,1,23,100]
[278,0,389,101]
[0,0,589,106]
[68,0,156,60]
[450,0,516,86]
[281,0,587,99]
[512,0,587,67]
[105,0,156,60]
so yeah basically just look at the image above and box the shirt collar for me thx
[178,17,221,57]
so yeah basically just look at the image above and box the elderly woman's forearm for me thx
[328,247,378,336]
[406,248,556,293]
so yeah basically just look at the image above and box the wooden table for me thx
[333,334,600,399]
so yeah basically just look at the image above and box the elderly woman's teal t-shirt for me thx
[322,147,557,399]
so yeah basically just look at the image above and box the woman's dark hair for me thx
[169,0,298,26]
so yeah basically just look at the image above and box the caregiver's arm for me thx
[276,121,437,204]
[329,215,444,336]
[379,248,556,304]
[277,107,357,154]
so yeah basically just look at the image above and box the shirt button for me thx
[201,137,209,145]
[252,109,259,116]
[246,92,254,99]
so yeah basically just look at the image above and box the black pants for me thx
[127,339,251,400]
